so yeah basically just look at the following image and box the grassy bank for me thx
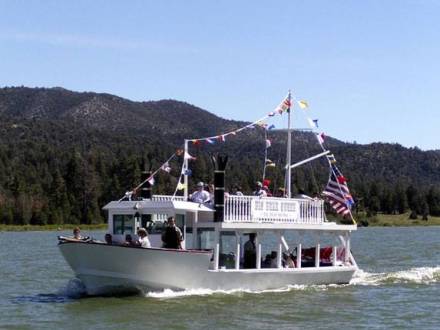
[354,212,440,227]
[0,223,107,232]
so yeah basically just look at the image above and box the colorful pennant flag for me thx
[268,112,276,117]
[265,139,271,148]
[206,138,215,144]
[176,149,184,156]
[327,154,337,164]
[267,124,276,130]
[218,135,226,142]
[298,100,309,109]
[184,151,196,160]
[161,162,172,173]
[307,118,318,128]
[317,132,325,144]
[184,169,192,176]
[147,177,155,186]
[177,182,186,190]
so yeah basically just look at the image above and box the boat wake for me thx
[145,266,440,299]
[351,266,440,286]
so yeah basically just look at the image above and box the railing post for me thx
[277,231,283,268]
[235,232,241,270]
[256,233,261,269]
[315,235,320,268]
[332,245,337,266]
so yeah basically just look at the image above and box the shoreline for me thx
[2,213,440,231]
[0,224,107,232]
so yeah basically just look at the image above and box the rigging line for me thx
[262,130,268,181]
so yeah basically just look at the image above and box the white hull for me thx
[59,242,357,295]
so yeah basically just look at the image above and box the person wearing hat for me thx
[253,181,267,197]
[190,181,211,204]
[137,228,151,248]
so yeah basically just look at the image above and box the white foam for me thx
[351,266,440,286]
[145,284,334,299]
[145,266,440,299]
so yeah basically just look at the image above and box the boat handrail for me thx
[151,195,186,202]
[224,195,326,224]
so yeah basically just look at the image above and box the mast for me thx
[285,90,292,198]
[184,139,189,200]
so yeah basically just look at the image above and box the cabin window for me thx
[197,228,215,250]
[219,232,236,269]
[113,214,135,235]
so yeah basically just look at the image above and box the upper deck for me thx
[105,194,327,225]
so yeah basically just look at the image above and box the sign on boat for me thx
[58,91,358,295]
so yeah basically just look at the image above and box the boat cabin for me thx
[103,194,357,271]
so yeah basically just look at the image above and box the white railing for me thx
[224,195,325,224]
[151,195,186,202]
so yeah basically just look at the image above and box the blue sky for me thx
[1,0,439,150]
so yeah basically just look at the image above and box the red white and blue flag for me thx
[322,164,354,216]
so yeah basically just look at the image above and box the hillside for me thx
[0,86,439,226]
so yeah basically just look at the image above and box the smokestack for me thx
[212,154,228,222]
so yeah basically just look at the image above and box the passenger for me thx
[270,251,278,268]
[104,233,113,245]
[190,182,211,204]
[274,188,286,198]
[262,185,272,197]
[137,228,151,248]
[73,227,82,240]
[262,254,272,268]
[124,234,136,246]
[253,182,267,197]
[161,217,183,249]
[283,252,295,268]
[243,233,257,268]
[231,185,244,196]
[208,183,215,207]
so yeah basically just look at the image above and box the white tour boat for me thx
[58,92,358,295]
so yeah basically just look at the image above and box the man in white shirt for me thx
[253,182,267,197]
[190,182,211,203]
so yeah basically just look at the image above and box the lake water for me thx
[0,227,439,329]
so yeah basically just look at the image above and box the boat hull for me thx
[59,242,356,295]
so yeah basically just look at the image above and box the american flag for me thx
[322,164,354,216]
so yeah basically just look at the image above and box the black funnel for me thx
[212,154,228,222]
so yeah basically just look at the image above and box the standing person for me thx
[162,216,183,249]
[253,182,267,197]
[190,182,211,203]
[137,228,151,248]
[244,233,257,268]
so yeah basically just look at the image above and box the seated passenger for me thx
[137,228,151,248]
[124,234,136,246]
[283,252,295,268]
[73,227,82,240]
[270,251,278,268]
[161,217,183,249]
[262,185,272,197]
[190,182,211,203]
[253,182,267,197]
[104,233,113,244]
[231,185,244,196]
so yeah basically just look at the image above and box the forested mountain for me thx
[1,86,439,225]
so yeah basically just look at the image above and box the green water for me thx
[1,227,439,329]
